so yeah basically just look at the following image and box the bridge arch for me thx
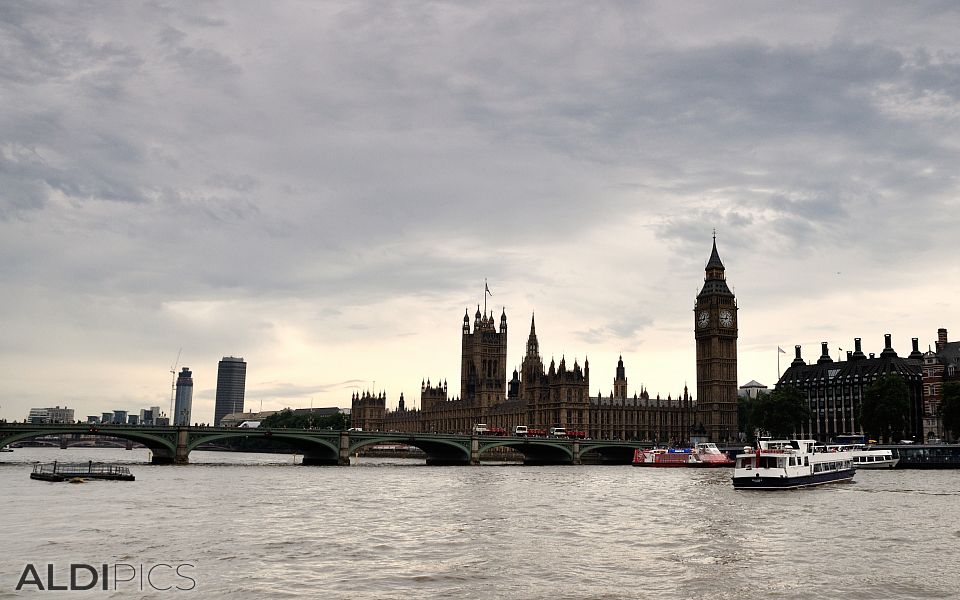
[478,439,575,465]
[349,436,472,466]
[578,442,638,465]
[0,427,178,464]
[186,430,341,465]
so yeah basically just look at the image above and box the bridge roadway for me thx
[0,423,644,466]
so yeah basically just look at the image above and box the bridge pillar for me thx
[470,437,480,466]
[175,428,190,464]
[573,441,582,465]
[59,435,67,450]
[338,431,350,466]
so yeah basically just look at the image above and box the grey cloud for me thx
[2,2,960,418]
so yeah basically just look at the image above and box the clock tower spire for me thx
[694,234,738,442]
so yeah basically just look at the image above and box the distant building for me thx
[214,357,247,426]
[101,411,114,424]
[738,380,768,399]
[352,315,692,442]
[220,410,277,428]
[292,407,342,417]
[86,416,100,424]
[127,414,139,426]
[113,410,128,425]
[921,328,960,440]
[27,408,50,424]
[777,336,924,442]
[27,406,75,424]
[174,367,194,426]
[139,408,154,425]
[349,239,738,442]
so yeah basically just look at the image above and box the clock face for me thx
[697,310,709,328]
[719,309,734,328]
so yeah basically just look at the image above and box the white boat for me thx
[829,444,899,469]
[732,439,855,490]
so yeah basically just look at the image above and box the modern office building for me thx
[174,367,194,426]
[26,406,75,424]
[214,357,247,426]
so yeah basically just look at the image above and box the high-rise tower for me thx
[461,306,508,408]
[214,356,247,426]
[174,367,194,426]
[694,235,738,442]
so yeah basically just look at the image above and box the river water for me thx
[1,447,958,599]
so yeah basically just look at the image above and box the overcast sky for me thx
[2,1,959,422]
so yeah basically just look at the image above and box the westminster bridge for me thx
[0,423,644,466]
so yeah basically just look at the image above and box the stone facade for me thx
[349,240,739,442]
[694,237,739,442]
[921,328,960,440]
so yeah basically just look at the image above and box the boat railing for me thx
[32,462,132,476]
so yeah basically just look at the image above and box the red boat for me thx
[633,443,734,468]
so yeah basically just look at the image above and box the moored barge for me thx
[30,461,135,482]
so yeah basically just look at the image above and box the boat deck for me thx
[30,461,135,482]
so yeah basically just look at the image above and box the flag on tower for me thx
[485,281,492,296]
[778,346,786,354]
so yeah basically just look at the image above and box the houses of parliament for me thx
[352,239,740,443]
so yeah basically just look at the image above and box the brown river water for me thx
[2,447,959,599]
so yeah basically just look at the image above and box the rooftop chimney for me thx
[851,338,866,360]
[937,328,948,353]
[817,342,833,364]
[909,338,923,360]
[880,334,898,358]
[791,345,806,367]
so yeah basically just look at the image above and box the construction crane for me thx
[169,348,181,421]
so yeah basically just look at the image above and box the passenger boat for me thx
[828,444,899,469]
[633,443,734,468]
[732,439,855,489]
[30,461,135,482]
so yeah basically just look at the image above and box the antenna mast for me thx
[169,348,181,422]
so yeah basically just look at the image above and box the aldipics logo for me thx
[15,563,197,592]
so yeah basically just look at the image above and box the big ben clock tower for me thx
[694,234,738,442]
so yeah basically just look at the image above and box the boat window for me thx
[789,457,795,466]
[804,457,809,466]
